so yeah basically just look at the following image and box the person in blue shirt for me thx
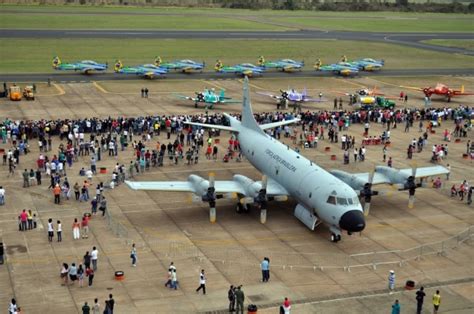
[261,257,270,282]
[391,299,400,314]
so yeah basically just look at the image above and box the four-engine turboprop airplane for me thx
[114,60,168,79]
[155,56,205,73]
[402,83,474,102]
[125,77,449,243]
[257,56,304,72]
[174,88,240,109]
[52,56,107,74]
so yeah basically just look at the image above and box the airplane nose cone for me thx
[339,210,366,232]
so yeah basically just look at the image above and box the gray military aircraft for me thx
[126,77,449,243]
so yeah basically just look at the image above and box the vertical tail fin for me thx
[461,85,465,93]
[241,76,264,134]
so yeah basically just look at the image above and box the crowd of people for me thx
[1,102,472,313]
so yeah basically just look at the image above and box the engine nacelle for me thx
[294,204,319,231]
[233,174,260,197]
[330,170,365,190]
[374,166,408,185]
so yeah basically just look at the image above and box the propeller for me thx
[196,92,204,102]
[201,173,223,223]
[394,163,422,209]
[280,90,289,100]
[256,175,268,224]
[360,168,378,216]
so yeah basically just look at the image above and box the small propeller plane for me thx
[125,77,449,243]
[353,58,385,71]
[257,56,304,72]
[402,83,474,102]
[257,88,327,109]
[335,87,388,105]
[155,56,205,73]
[52,56,107,74]
[113,60,168,79]
[215,60,264,77]
[314,59,359,77]
[174,88,240,109]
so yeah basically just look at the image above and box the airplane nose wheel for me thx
[331,233,341,243]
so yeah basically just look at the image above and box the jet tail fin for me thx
[461,85,465,93]
[241,76,265,135]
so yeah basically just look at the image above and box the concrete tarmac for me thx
[0,79,473,313]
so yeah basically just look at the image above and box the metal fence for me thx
[162,226,474,272]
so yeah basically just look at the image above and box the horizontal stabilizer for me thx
[260,118,300,130]
[184,121,238,132]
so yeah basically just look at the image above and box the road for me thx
[1,68,473,83]
[1,29,473,55]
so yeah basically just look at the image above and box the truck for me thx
[23,86,35,100]
[9,85,22,101]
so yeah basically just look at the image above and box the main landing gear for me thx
[236,202,251,214]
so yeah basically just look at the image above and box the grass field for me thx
[1,4,473,32]
[422,39,474,50]
[0,39,473,73]
[266,16,474,32]
[0,13,287,31]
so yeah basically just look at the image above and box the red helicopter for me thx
[402,83,474,102]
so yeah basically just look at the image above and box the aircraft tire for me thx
[236,203,243,214]
[331,233,341,243]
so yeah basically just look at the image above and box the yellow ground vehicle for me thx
[9,85,22,101]
[23,86,35,100]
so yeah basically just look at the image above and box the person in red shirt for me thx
[53,184,61,204]
[81,214,89,239]
[20,209,28,231]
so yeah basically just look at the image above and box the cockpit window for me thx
[337,197,348,205]
[347,198,353,205]
[326,196,336,205]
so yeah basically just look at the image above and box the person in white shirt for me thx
[57,220,62,242]
[195,269,206,294]
[91,247,98,271]
[47,218,54,242]
[0,186,5,205]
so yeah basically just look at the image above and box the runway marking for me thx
[92,81,197,95]
[201,79,226,90]
[332,77,367,89]
[34,83,66,96]
[364,77,402,88]
[92,81,109,93]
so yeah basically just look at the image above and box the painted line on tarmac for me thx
[92,81,109,94]
[238,78,265,90]
[201,79,227,90]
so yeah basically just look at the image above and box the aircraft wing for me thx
[260,118,300,130]
[184,121,238,132]
[303,97,328,103]
[400,85,424,92]
[337,165,449,186]
[256,92,282,100]
[265,178,290,196]
[125,180,245,194]
[220,99,241,104]
[174,94,196,102]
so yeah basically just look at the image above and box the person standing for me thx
[57,220,62,242]
[261,257,270,282]
[86,266,94,287]
[83,251,91,270]
[77,264,84,288]
[228,285,235,312]
[415,286,426,314]
[99,197,107,217]
[47,218,54,242]
[196,269,206,295]
[282,297,291,314]
[69,262,78,285]
[20,209,27,231]
[130,243,137,267]
[53,184,61,204]
[171,268,178,290]
[432,290,441,314]
[388,270,395,294]
[92,298,100,314]
[391,299,400,314]
[108,294,115,314]
[235,286,245,314]
[82,302,91,314]
[8,298,17,314]
[91,246,98,271]
[27,210,33,230]
[0,242,4,265]
[81,215,89,239]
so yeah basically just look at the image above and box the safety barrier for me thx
[162,226,473,272]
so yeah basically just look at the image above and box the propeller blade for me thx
[224,192,238,199]
[260,208,267,224]
[273,195,288,202]
[261,175,268,191]
[208,172,215,188]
